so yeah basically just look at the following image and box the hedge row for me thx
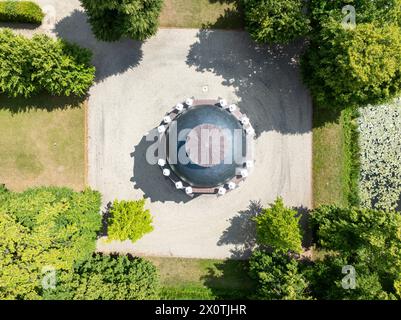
[0,1,44,24]
[0,29,95,98]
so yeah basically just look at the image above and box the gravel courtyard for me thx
[12,1,313,259]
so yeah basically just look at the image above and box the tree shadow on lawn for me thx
[186,29,312,137]
[130,132,193,204]
[201,259,256,300]
[54,9,143,83]
[218,200,313,259]
[203,0,244,30]
[0,93,85,113]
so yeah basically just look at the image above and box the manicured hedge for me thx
[0,29,95,98]
[0,1,44,24]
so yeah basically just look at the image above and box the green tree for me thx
[0,29,95,98]
[308,0,401,29]
[302,22,401,110]
[107,199,154,243]
[304,256,394,300]
[44,254,160,300]
[0,187,102,299]
[249,250,310,300]
[310,205,401,298]
[80,0,163,41]
[242,0,310,44]
[254,198,303,253]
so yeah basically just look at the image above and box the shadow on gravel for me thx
[130,133,193,204]
[54,10,143,82]
[186,30,312,136]
[218,200,261,259]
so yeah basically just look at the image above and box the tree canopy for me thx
[242,0,310,44]
[80,0,164,41]
[0,186,102,299]
[254,198,303,253]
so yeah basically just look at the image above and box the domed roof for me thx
[166,104,247,188]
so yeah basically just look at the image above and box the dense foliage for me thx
[304,255,395,300]
[44,254,160,300]
[0,29,95,98]
[249,250,310,300]
[0,186,102,299]
[0,1,44,24]
[308,0,401,28]
[107,199,154,243]
[254,198,303,253]
[80,0,163,41]
[302,22,401,110]
[357,102,401,210]
[242,0,310,44]
[0,30,95,98]
[310,205,401,298]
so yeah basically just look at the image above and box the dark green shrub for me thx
[242,0,310,44]
[0,187,102,299]
[44,254,160,300]
[0,29,95,98]
[254,198,303,253]
[310,205,401,297]
[80,0,164,41]
[0,1,44,24]
[107,199,154,243]
[248,250,310,300]
[301,22,401,110]
[309,0,401,29]
[303,255,393,300]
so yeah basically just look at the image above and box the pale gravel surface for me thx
[2,0,313,259]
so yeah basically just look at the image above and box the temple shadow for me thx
[130,132,193,204]
[217,200,261,259]
[186,30,312,136]
[54,9,143,82]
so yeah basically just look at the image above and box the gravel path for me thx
[2,1,313,259]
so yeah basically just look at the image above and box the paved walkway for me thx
[4,1,313,259]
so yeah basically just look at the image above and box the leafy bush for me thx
[302,22,401,110]
[80,0,163,41]
[44,254,160,300]
[310,205,401,296]
[242,0,310,44]
[0,1,44,24]
[304,255,394,300]
[309,0,401,29]
[357,102,401,210]
[248,250,310,300]
[0,187,102,299]
[107,199,154,243]
[0,29,95,98]
[254,198,303,253]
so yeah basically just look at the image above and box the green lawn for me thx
[0,94,86,191]
[146,257,255,300]
[312,108,348,208]
[159,0,243,29]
